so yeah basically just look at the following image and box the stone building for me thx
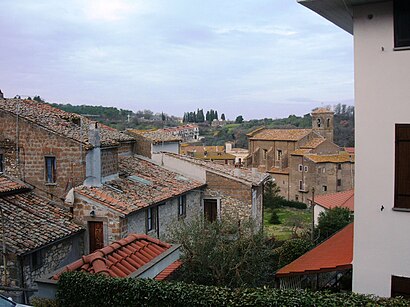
[126,129,181,159]
[152,152,270,229]
[67,155,205,252]
[180,144,236,165]
[162,124,199,142]
[0,98,136,203]
[0,174,83,301]
[246,108,354,203]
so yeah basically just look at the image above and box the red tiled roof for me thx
[300,137,325,149]
[127,129,182,143]
[248,128,313,141]
[53,234,178,280]
[155,260,182,281]
[0,175,29,195]
[311,107,333,114]
[0,99,135,147]
[311,190,354,211]
[344,147,355,154]
[276,223,353,277]
[76,155,205,215]
[0,191,83,255]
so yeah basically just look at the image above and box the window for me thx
[45,156,56,183]
[317,118,321,128]
[322,185,327,192]
[391,275,410,298]
[304,166,308,172]
[395,124,410,208]
[394,0,410,48]
[263,149,268,159]
[0,153,3,173]
[295,195,299,201]
[178,195,186,217]
[146,207,157,232]
[31,250,43,270]
[337,163,342,170]
[327,118,331,128]
[276,149,282,161]
[337,179,342,187]
[298,164,303,172]
[299,180,304,191]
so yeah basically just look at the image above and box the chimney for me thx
[84,122,102,187]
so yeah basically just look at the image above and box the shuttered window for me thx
[395,124,410,209]
[391,275,410,298]
[394,0,410,48]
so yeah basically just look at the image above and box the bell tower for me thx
[311,107,334,142]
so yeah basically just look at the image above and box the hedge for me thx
[56,272,410,307]
[277,198,308,209]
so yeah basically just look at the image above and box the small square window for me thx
[277,150,283,161]
[337,179,342,187]
[295,195,299,201]
[322,185,327,192]
[337,164,342,170]
[45,157,56,183]
[304,166,308,172]
[178,195,186,217]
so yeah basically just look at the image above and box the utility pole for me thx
[311,187,315,242]
[0,205,8,286]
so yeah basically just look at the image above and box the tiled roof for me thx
[0,174,29,195]
[127,129,182,144]
[310,190,354,211]
[52,234,179,279]
[191,152,236,161]
[248,128,313,141]
[155,260,182,281]
[304,152,354,163]
[290,149,313,156]
[0,190,83,255]
[344,147,355,154]
[0,99,135,147]
[311,107,333,114]
[300,137,325,149]
[268,167,290,175]
[76,155,205,215]
[163,124,198,132]
[163,153,270,186]
[181,145,225,155]
[276,223,353,277]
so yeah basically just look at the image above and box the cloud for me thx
[213,25,297,36]
[83,0,151,22]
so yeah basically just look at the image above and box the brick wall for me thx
[0,110,86,202]
[101,148,118,178]
[131,134,152,158]
[206,171,251,203]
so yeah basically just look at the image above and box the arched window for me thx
[317,118,321,127]
[327,118,331,128]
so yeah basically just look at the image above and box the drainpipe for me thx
[311,187,315,242]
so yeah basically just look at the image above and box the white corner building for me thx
[298,0,410,297]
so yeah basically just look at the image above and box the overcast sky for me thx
[0,0,353,120]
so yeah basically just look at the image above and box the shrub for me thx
[57,272,410,307]
[277,198,307,209]
[315,207,353,242]
[275,238,313,268]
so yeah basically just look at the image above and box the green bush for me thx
[275,238,313,268]
[269,209,281,224]
[30,297,59,307]
[57,272,409,307]
[277,198,307,209]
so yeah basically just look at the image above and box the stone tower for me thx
[311,107,334,142]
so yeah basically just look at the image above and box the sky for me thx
[0,0,354,120]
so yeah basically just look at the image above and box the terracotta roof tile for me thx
[304,152,354,163]
[163,153,270,186]
[52,234,176,279]
[310,190,354,211]
[180,145,225,154]
[0,99,135,147]
[344,147,355,154]
[290,149,312,156]
[248,128,313,141]
[268,167,290,175]
[76,156,205,215]
[0,174,29,195]
[128,129,182,144]
[300,138,325,149]
[276,223,353,277]
[0,190,83,255]
[155,260,182,281]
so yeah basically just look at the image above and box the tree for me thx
[235,115,244,123]
[315,207,353,242]
[275,238,313,268]
[221,113,226,121]
[168,218,277,288]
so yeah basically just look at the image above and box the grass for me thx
[264,207,312,240]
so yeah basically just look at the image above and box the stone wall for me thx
[118,142,135,156]
[131,134,152,158]
[0,110,86,202]
[206,171,251,204]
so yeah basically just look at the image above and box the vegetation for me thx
[275,238,313,268]
[183,109,221,123]
[168,218,277,288]
[314,207,353,243]
[56,272,410,307]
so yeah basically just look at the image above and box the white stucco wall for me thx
[313,204,326,226]
[152,142,180,155]
[353,1,410,297]
[152,152,207,183]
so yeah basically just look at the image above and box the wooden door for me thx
[89,221,104,252]
[204,199,217,222]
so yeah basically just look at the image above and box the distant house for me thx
[0,98,136,203]
[181,144,236,165]
[0,174,84,301]
[225,142,249,167]
[309,190,354,225]
[152,152,270,229]
[68,155,205,252]
[127,129,181,158]
[247,108,354,203]
[162,124,199,142]
[36,234,182,299]
[276,223,353,290]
